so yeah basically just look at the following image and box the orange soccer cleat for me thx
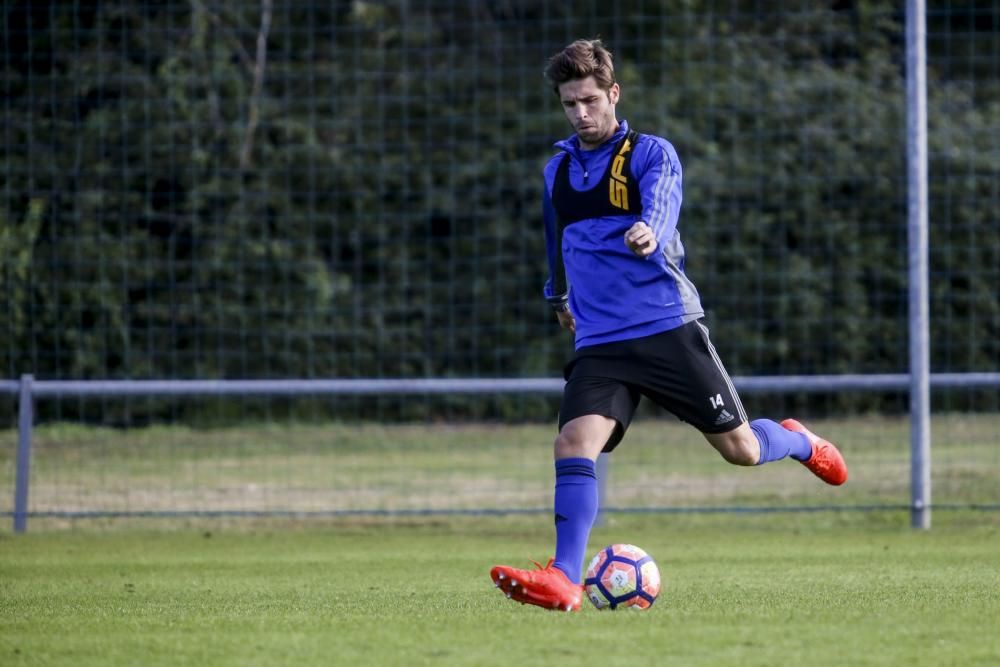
[490,558,583,612]
[781,418,848,486]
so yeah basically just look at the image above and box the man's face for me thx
[557,76,620,150]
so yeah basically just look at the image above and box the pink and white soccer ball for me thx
[584,543,661,610]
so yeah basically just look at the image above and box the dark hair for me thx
[544,39,616,94]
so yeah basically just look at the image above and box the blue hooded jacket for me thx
[542,120,704,349]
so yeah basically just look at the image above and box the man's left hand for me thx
[624,221,658,257]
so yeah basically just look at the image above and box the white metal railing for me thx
[5,373,1000,532]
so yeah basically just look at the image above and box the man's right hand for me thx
[556,309,576,334]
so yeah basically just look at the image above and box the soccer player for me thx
[490,39,848,612]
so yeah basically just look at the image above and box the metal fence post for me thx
[906,0,931,529]
[14,374,34,533]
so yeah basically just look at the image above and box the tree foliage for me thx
[2,1,996,418]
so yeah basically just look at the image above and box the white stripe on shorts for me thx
[695,321,748,423]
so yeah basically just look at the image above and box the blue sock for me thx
[751,419,812,464]
[552,457,598,584]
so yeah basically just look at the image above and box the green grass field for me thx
[2,416,999,665]
[2,414,998,517]
[2,513,999,666]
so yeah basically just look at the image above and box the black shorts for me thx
[558,320,747,451]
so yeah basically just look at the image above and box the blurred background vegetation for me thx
[2,1,996,421]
